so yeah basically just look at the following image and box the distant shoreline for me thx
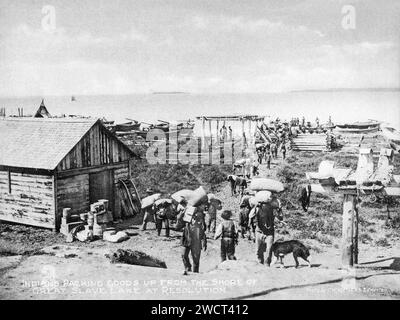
[290,87,400,93]
[152,92,190,95]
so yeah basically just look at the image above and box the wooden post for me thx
[201,117,206,149]
[248,118,252,145]
[353,204,359,264]
[216,120,220,145]
[209,119,212,149]
[342,193,356,267]
[241,117,245,145]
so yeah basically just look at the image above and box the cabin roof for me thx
[0,118,135,170]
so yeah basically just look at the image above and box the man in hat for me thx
[214,210,238,262]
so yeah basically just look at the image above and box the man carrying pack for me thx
[178,204,207,275]
[254,196,283,266]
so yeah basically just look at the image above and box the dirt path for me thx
[1,150,400,300]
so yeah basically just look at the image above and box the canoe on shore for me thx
[335,126,380,134]
[336,120,380,130]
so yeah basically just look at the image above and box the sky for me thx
[0,0,399,96]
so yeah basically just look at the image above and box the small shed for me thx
[0,118,137,230]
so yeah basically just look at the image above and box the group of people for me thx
[256,140,287,169]
[139,180,288,274]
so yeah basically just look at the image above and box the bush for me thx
[375,238,391,247]
[360,233,373,244]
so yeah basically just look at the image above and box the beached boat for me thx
[113,121,141,132]
[335,120,380,133]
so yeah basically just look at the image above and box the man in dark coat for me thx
[154,202,171,237]
[178,205,207,275]
[254,198,283,266]
[238,198,251,239]
[299,184,312,212]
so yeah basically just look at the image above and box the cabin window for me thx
[7,170,11,194]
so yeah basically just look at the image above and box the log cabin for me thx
[0,118,137,230]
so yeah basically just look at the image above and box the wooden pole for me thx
[241,118,245,145]
[216,120,220,145]
[209,119,212,148]
[201,117,206,149]
[353,204,359,264]
[248,118,252,145]
[342,193,356,267]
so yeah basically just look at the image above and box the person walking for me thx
[214,210,238,262]
[299,184,312,212]
[154,202,171,237]
[266,151,272,170]
[179,204,207,275]
[141,204,156,231]
[254,197,283,266]
[281,143,287,160]
[238,198,251,240]
[206,198,222,233]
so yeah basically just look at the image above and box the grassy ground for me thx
[274,151,400,251]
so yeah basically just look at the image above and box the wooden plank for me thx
[0,213,54,229]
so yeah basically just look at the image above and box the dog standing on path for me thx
[271,240,312,268]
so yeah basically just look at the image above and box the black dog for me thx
[271,240,311,268]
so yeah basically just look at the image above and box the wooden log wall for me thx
[56,173,89,222]
[57,123,131,172]
[0,170,55,228]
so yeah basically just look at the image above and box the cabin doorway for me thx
[89,170,114,209]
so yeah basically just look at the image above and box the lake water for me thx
[0,91,399,130]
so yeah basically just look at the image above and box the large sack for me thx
[141,193,161,209]
[207,193,216,201]
[154,198,173,207]
[249,178,284,193]
[234,158,247,166]
[255,190,272,203]
[103,231,129,243]
[249,196,258,208]
[187,186,208,207]
[171,189,193,203]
